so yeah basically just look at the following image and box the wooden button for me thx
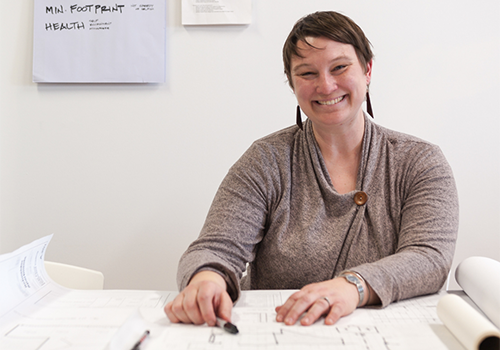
[354,191,368,205]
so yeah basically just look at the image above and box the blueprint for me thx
[0,236,466,350]
[143,291,465,350]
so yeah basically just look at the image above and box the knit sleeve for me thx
[176,139,284,300]
[354,143,459,307]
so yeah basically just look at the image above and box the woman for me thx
[165,11,458,327]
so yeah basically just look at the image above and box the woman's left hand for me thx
[275,277,360,326]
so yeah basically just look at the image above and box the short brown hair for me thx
[283,11,373,88]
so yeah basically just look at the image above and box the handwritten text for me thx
[45,22,85,30]
[45,4,125,15]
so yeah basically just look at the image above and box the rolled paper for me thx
[455,256,500,329]
[437,294,500,350]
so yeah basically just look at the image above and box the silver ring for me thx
[320,296,331,306]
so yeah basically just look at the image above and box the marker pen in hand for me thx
[216,317,239,334]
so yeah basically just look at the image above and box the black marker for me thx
[216,317,239,334]
[131,330,150,350]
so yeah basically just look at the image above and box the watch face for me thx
[346,275,356,283]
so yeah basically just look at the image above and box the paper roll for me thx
[455,256,500,329]
[437,294,500,350]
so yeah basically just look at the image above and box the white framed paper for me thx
[33,0,166,83]
[182,0,251,25]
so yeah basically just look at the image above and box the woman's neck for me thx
[312,114,365,194]
[312,113,365,159]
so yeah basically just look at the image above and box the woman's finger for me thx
[275,292,300,322]
[300,297,332,326]
[325,302,344,325]
[217,288,235,321]
[196,281,226,326]
[164,301,180,323]
[168,293,192,324]
[182,286,205,325]
[277,291,319,325]
[275,277,362,326]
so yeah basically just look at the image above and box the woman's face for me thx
[291,37,372,131]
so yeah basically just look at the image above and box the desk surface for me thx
[155,290,465,350]
[1,288,466,350]
[0,236,466,350]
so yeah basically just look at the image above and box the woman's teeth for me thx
[317,96,344,105]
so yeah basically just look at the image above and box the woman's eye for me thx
[333,65,347,72]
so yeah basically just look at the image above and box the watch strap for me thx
[339,271,365,307]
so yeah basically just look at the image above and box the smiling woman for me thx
[291,37,371,194]
[291,39,371,127]
[165,11,459,329]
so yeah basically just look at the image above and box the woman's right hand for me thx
[164,270,233,326]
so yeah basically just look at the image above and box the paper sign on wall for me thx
[182,0,251,25]
[33,0,166,83]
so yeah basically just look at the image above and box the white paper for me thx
[0,236,173,350]
[436,257,500,350]
[1,288,172,350]
[143,291,464,350]
[182,0,251,25]
[0,235,55,321]
[33,0,166,83]
[455,256,500,328]
[0,237,467,350]
[437,294,500,350]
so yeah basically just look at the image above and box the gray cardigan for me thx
[177,115,459,307]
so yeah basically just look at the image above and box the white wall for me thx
[1,0,498,291]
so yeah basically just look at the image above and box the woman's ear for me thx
[365,59,373,85]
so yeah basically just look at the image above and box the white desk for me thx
[0,235,474,350]
[153,290,466,350]
[1,287,466,350]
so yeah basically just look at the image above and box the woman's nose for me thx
[316,74,337,95]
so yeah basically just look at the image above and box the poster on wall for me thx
[182,0,251,25]
[33,0,166,83]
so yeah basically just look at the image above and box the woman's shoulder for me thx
[368,119,451,176]
[243,124,301,158]
[253,124,301,146]
[370,119,442,154]
[228,125,301,174]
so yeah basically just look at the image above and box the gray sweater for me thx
[178,115,459,307]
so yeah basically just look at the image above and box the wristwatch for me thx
[339,272,365,307]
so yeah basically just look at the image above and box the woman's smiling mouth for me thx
[316,96,345,105]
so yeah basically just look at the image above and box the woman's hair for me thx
[283,11,373,88]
